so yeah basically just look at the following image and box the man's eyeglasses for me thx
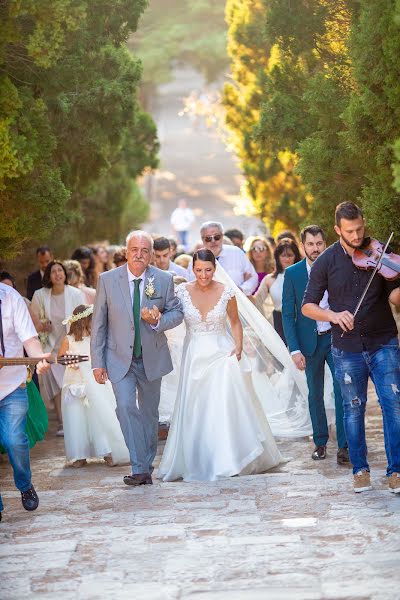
[251,245,267,253]
[203,234,222,243]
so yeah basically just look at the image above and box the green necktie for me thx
[133,278,142,358]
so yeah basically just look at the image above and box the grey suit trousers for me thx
[112,357,161,474]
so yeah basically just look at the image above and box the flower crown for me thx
[62,305,93,326]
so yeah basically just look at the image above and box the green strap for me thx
[133,278,142,358]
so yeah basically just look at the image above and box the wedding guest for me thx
[253,239,301,342]
[71,247,96,288]
[189,221,258,296]
[225,228,245,250]
[111,247,127,268]
[59,305,129,468]
[64,260,96,304]
[26,246,53,301]
[282,225,348,464]
[168,237,178,261]
[0,282,51,522]
[246,237,274,292]
[91,244,109,287]
[174,254,193,270]
[170,199,195,249]
[303,202,400,493]
[276,230,298,244]
[153,237,188,278]
[31,260,84,436]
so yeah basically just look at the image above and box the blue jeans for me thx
[0,387,32,512]
[332,338,400,475]
[177,230,188,249]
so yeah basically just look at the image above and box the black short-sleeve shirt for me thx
[302,241,398,352]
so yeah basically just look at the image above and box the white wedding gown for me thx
[158,284,283,482]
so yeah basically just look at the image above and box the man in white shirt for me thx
[153,237,188,279]
[282,226,347,465]
[189,221,258,296]
[170,199,195,249]
[0,283,51,521]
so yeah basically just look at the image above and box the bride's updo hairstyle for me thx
[192,248,216,268]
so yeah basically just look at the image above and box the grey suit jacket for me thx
[90,265,183,383]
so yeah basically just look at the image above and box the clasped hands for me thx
[141,305,161,327]
[93,306,162,385]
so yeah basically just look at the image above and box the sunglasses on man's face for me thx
[203,234,222,243]
[251,245,267,252]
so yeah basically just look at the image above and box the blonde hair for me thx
[246,237,273,273]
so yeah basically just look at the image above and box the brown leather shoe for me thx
[337,447,350,465]
[123,473,153,486]
[312,445,326,460]
[158,424,169,441]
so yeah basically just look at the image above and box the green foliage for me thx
[0,0,158,259]
[223,0,310,236]
[224,0,400,239]
[344,0,400,239]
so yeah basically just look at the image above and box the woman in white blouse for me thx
[31,260,84,435]
[253,239,301,343]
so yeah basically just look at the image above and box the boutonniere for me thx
[145,277,156,299]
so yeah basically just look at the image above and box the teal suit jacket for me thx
[282,259,319,356]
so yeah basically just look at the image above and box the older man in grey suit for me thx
[91,231,183,486]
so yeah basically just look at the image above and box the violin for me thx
[352,235,400,281]
[341,232,399,337]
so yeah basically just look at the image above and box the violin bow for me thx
[341,231,394,337]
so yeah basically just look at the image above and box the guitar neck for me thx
[0,357,55,366]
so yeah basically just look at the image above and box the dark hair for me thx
[42,260,68,288]
[112,247,127,266]
[36,245,51,255]
[153,237,171,252]
[225,228,244,242]
[300,225,326,243]
[276,230,297,243]
[273,239,301,276]
[335,201,364,226]
[71,246,93,261]
[69,304,92,341]
[0,271,16,288]
[168,237,178,249]
[71,246,95,287]
[192,248,216,268]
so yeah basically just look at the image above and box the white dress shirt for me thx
[170,207,194,232]
[0,283,38,400]
[188,245,258,295]
[306,260,331,333]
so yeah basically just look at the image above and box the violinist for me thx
[302,201,400,495]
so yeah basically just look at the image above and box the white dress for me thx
[158,284,283,482]
[62,336,129,464]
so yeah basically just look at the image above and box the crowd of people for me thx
[0,201,399,521]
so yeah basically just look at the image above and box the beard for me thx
[304,249,322,263]
[340,232,365,249]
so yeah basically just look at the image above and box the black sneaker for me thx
[21,486,39,511]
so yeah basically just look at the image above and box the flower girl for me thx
[59,304,129,467]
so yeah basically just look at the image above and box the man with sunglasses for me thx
[190,221,258,296]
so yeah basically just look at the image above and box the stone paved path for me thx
[1,386,399,599]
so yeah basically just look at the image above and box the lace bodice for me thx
[176,284,236,334]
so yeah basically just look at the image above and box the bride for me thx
[158,248,283,482]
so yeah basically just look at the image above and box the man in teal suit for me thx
[282,225,348,464]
